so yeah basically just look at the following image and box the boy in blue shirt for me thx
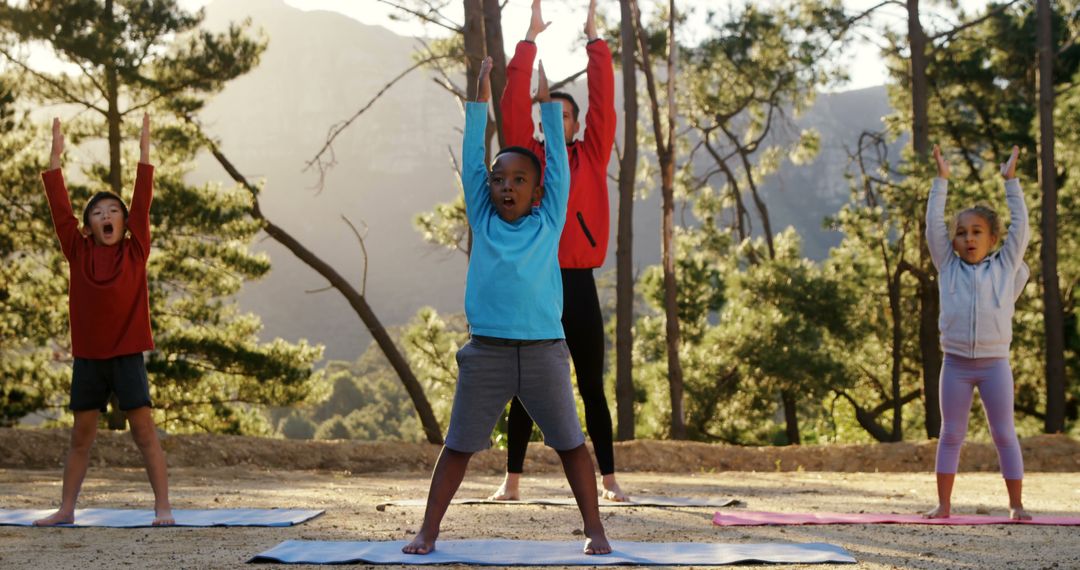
[402,57,610,556]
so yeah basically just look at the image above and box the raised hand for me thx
[1000,145,1019,180]
[536,60,550,103]
[585,0,598,41]
[932,144,949,180]
[50,118,64,170]
[139,113,151,165]
[525,0,551,42]
[477,56,493,102]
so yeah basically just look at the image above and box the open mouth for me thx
[501,196,516,208]
[103,223,115,238]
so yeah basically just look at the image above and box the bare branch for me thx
[928,0,1023,46]
[304,55,453,190]
[341,214,370,296]
[377,0,462,33]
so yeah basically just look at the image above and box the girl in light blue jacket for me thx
[923,145,1031,521]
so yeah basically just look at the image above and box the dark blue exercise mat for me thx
[249,539,856,565]
[376,496,740,509]
[0,508,324,528]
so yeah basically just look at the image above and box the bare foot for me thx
[1009,506,1032,521]
[487,473,521,501]
[584,530,612,555]
[32,510,74,526]
[402,530,436,555]
[152,507,175,526]
[923,504,950,519]
[600,476,629,502]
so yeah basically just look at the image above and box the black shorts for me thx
[70,353,152,412]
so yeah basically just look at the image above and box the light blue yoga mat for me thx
[0,508,323,528]
[249,539,856,565]
[377,496,739,509]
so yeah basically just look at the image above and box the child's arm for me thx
[41,118,80,261]
[997,146,1029,269]
[924,144,952,271]
[500,0,547,147]
[127,113,154,254]
[537,62,569,226]
[581,0,616,162]
[462,57,494,222]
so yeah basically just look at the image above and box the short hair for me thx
[82,191,129,228]
[950,203,1003,241]
[493,145,543,184]
[549,91,579,121]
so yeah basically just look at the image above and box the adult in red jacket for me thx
[489,0,626,502]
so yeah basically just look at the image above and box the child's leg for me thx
[974,359,1028,519]
[403,447,473,554]
[490,397,533,500]
[126,406,173,525]
[33,409,100,526]
[556,444,611,555]
[926,355,976,518]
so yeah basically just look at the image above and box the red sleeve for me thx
[127,163,154,255]
[500,41,538,147]
[580,39,616,165]
[41,168,81,261]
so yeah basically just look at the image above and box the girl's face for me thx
[952,212,998,264]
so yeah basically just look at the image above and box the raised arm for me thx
[537,62,569,228]
[463,57,494,223]
[128,113,154,253]
[581,0,616,162]
[925,144,953,271]
[41,118,80,260]
[500,0,546,147]
[997,146,1029,269]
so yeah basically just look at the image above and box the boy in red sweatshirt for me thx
[34,115,173,527]
[491,0,626,502]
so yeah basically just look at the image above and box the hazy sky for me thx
[168,0,979,91]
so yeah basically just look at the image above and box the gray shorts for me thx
[70,353,152,412]
[444,338,585,453]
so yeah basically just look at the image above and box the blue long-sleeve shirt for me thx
[462,101,570,339]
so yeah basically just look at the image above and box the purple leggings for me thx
[934,354,1024,480]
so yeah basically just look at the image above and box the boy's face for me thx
[489,153,543,223]
[85,197,127,246]
[952,212,998,264]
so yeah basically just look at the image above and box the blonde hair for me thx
[949,203,1004,243]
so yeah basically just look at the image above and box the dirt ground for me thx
[1,429,1079,569]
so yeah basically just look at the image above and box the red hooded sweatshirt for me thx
[500,39,616,269]
[42,165,154,359]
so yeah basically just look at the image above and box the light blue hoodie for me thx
[460,101,570,340]
[925,177,1030,359]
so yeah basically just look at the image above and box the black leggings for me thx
[505,268,615,475]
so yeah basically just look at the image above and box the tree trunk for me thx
[660,0,685,439]
[482,0,507,147]
[204,141,445,444]
[463,0,485,102]
[889,270,904,442]
[104,0,126,431]
[1037,0,1066,433]
[907,0,941,439]
[614,0,638,441]
[630,0,684,439]
[781,389,800,445]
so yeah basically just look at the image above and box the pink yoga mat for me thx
[712,510,1080,526]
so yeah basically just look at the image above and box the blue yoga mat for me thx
[0,508,323,528]
[249,539,856,565]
